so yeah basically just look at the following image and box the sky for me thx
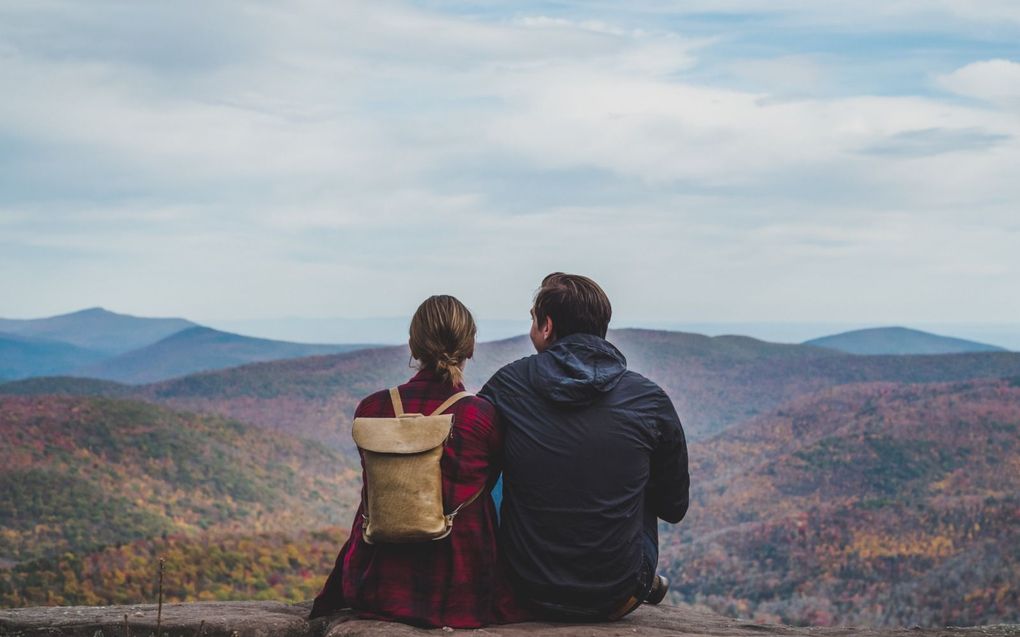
[1,0,1019,330]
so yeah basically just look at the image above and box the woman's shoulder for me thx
[354,388,394,418]
[457,392,495,414]
[353,383,494,418]
[449,392,497,427]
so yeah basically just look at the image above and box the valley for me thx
[1,315,1018,627]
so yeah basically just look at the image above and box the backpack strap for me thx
[389,388,473,417]
[446,485,484,521]
[389,387,405,416]
[429,391,473,417]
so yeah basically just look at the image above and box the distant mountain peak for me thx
[0,307,197,356]
[67,324,369,384]
[60,306,192,322]
[804,326,1007,355]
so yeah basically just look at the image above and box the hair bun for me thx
[408,295,476,386]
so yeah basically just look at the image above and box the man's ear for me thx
[542,315,555,341]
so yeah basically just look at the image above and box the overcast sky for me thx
[1,1,1018,326]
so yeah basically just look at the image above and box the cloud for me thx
[561,0,1020,30]
[938,59,1020,106]
[0,1,1018,324]
[858,127,1011,157]
[722,55,825,97]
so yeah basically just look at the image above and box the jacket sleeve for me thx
[649,392,690,524]
[478,374,500,409]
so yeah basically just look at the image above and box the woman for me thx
[310,295,530,628]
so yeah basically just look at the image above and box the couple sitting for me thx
[309,273,690,628]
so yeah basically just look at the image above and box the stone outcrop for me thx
[2,602,1018,637]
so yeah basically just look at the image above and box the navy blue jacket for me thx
[480,333,689,609]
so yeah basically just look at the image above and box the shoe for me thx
[644,574,669,605]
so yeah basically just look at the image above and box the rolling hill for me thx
[0,309,377,384]
[70,326,373,384]
[804,326,1007,355]
[664,378,1020,627]
[6,329,1020,445]
[105,328,1020,443]
[0,333,106,381]
[0,376,134,398]
[0,308,195,355]
[0,395,360,565]
[3,329,1020,625]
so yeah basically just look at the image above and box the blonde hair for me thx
[409,295,477,386]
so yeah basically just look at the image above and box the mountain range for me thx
[0,333,107,380]
[1,309,1019,626]
[0,308,195,355]
[1,309,1012,386]
[803,326,1006,355]
[7,328,1019,446]
[0,309,370,384]
[73,326,369,384]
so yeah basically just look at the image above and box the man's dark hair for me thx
[533,272,612,339]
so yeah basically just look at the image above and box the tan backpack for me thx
[352,387,483,544]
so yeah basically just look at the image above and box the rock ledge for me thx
[2,602,1018,637]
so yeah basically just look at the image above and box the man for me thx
[480,273,690,621]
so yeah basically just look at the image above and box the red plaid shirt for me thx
[310,369,534,628]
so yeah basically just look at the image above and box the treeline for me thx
[661,379,1020,628]
[0,528,348,607]
[663,498,1020,627]
[0,395,360,561]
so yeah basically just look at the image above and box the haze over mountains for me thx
[74,326,369,384]
[208,316,1020,351]
[0,333,107,380]
[804,326,1006,355]
[1,309,1019,625]
[8,327,1020,446]
[0,309,371,384]
[2,308,1012,386]
[0,308,195,355]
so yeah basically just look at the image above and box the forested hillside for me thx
[0,528,347,607]
[662,378,1020,627]
[3,333,1020,627]
[0,396,359,563]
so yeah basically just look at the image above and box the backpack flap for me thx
[352,414,453,454]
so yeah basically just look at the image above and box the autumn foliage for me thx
[663,379,1020,626]
[0,396,359,562]
[0,528,348,606]
[2,336,1020,628]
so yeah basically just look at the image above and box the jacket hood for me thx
[531,333,628,406]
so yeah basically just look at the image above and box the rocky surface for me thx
[2,602,1019,637]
